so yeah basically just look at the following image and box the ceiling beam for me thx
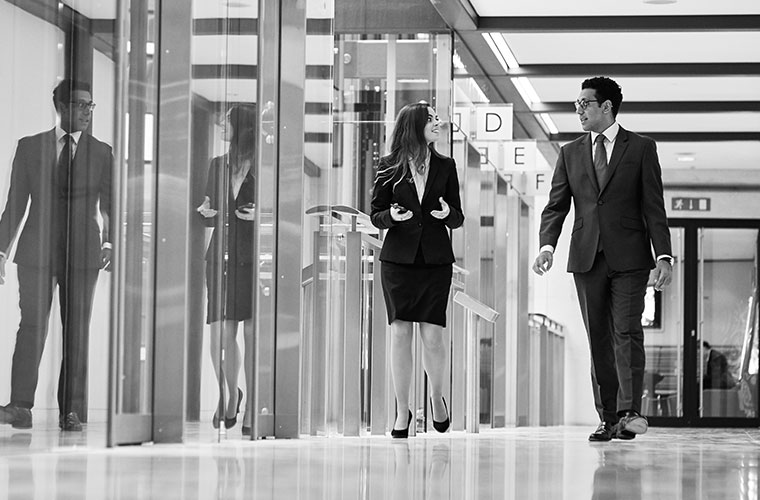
[550,132,760,142]
[427,0,479,30]
[497,63,760,78]
[478,15,760,33]
[531,102,760,113]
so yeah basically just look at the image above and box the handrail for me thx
[305,204,375,232]
[452,291,498,434]
[452,263,470,276]
[454,291,499,323]
[529,313,565,336]
[360,232,383,250]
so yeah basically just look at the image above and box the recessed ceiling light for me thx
[643,0,677,4]
[676,154,695,163]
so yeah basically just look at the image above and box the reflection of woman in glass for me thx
[197,105,256,434]
[370,102,464,438]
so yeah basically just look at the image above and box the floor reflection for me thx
[0,427,758,499]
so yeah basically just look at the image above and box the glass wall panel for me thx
[188,0,261,442]
[698,228,759,418]
[0,0,117,445]
[643,227,685,419]
[109,0,158,445]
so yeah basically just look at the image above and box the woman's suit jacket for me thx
[539,127,671,273]
[203,154,255,266]
[370,151,464,265]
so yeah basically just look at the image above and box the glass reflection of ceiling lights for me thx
[482,33,558,135]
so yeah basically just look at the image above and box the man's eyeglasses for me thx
[573,99,600,111]
[70,100,96,112]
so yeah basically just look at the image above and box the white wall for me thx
[529,193,598,426]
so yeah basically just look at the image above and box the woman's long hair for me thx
[377,102,436,190]
[227,104,257,169]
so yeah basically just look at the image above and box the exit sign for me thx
[672,197,711,211]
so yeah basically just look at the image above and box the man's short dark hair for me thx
[581,76,623,117]
[52,79,91,108]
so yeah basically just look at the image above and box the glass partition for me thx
[187,0,261,442]
[0,0,120,446]
[303,31,452,435]
[698,228,759,419]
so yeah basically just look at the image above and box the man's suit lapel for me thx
[43,129,57,169]
[578,134,599,193]
[72,133,89,180]
[600,127,629,194]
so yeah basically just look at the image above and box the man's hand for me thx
[653,259,672,291]
[430,196,450,220]
[101,247,112,272]
[0,254,6,284]
[532,251,553,276]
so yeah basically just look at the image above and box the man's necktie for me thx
[58,134,72,197]
[594,134,608,188]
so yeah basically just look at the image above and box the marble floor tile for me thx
[1,424,758,499]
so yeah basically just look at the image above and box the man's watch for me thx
[658,256,674,266]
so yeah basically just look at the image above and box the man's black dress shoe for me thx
[59,412,83,432]
[618,410,648,435]
[432,397,450,433]
[225,389,243,429]
[242,425,251,437]
[588,421,616,442]
[0,405,32,429]
[391,410,413,439]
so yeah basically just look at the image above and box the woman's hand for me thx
[197,196,217,218]
[430,197,450,220]
[390,203,413,222]
[235,203,255,221]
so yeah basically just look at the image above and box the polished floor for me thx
[1,414,758,499]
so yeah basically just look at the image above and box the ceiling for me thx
[436,0,760,185]
[55,0,760,184]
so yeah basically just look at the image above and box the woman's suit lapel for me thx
[421,155,441,205]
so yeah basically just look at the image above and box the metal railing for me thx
[527,313,565,426]
[301,204,565,435]
[453,291,499,433]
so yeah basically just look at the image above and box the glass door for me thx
[648,221,759,426]
[108,0,159,445]
[643,227,685,420]
[696,227,759,422]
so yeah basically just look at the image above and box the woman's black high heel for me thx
[432,397,450,433]
[212,395,224,429]
[225,388,243,429]
[391,410,413,439]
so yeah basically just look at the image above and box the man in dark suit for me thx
[702,341,736,389]
[532,77,672,441]
[0,79,112,431]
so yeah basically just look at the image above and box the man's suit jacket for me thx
[370,151,464,265]
[0,128,112,269]
[539,126,671,273]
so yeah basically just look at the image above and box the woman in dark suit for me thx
[370,102,464,438]
[197,105,256,434]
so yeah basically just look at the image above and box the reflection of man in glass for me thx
[0,79,112,431]
[702,341,736,389]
